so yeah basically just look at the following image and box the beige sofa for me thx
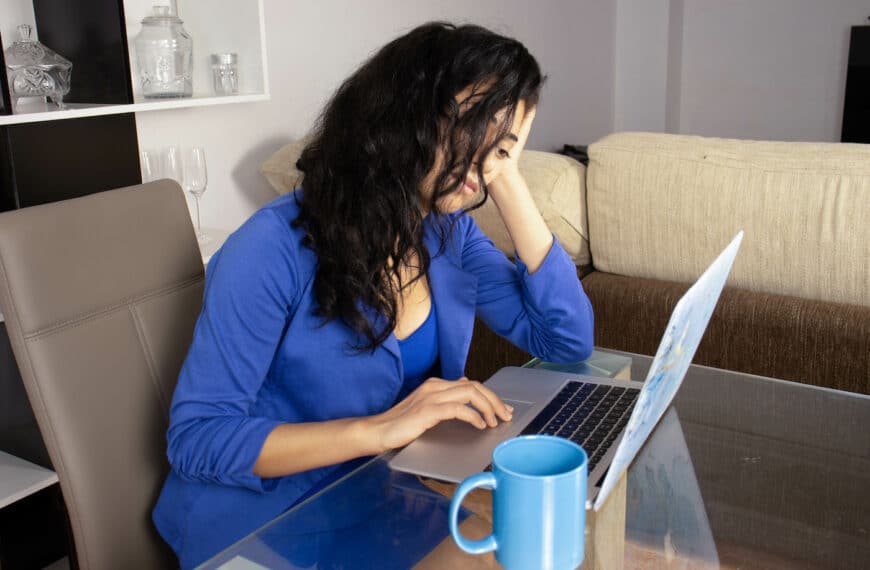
[261,132,870,394]
[471,132,870,394]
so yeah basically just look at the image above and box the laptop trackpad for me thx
[388,399,535,482]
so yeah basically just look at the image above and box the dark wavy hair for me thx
[294,22,543,350]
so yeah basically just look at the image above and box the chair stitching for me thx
[129,304,171,426]
[25,275,203,341]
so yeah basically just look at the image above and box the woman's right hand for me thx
[363,377,514,453]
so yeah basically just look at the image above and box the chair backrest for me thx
[0,180,204,569]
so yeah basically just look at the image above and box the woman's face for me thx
[421,86,527,214]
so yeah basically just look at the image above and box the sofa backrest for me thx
[586,132,870,307]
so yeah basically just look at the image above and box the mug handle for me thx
[449,472,498,554]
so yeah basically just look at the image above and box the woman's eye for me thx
[497,148,511,159]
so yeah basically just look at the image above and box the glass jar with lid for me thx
[133,5,193,98]
[4,24,72,110]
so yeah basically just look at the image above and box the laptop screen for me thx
[593,232,743,510]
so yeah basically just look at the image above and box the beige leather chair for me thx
[0,180,204,569]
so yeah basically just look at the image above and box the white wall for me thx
[8,1,867,231]
[614,0,869,142]
[614,0,670,132]
[135,0,615,231]
[678,0,867,142]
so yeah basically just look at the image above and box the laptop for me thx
[390,231,743,510]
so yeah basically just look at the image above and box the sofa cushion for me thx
[471,151,590,265]
[261,144,591,266]
[582,271,870,394]
[259,137,309,195]
[586,132,870,306]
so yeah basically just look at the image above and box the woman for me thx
[153,21,594,568]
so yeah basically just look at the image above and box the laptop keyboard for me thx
[519,381,640,473]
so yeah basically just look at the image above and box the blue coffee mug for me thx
[449,435,587,570]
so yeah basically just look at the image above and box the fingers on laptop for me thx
[465,379,514,422]
[430,378,513,427]
[433,402,488,430]
[456,377,513,423]
[432,383,498,427]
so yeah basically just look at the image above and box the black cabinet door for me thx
[842,26,870,143]
[33,0,134,105]
[0,113,142,211]
[0,30,11,116]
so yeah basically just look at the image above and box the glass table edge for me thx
[194,453,391,569]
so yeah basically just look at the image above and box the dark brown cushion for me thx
[581,271,870,395]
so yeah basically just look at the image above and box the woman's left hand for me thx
[487,105,536,197]
[482,103,553,272]
[504,105,536,171]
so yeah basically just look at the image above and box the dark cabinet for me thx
[0,3,142,566]
[842,26,870,143]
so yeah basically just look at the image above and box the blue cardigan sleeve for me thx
[460,216,594,363]
[166,209,298,492]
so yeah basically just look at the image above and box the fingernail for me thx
[506,404,514,412]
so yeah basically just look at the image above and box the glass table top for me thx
[198,349,870,569]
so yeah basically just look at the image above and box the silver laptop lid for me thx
[593,231,743,510]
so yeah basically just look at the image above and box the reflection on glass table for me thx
[200,458,467,570]
[197,350,870,569]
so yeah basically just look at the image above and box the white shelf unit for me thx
[0,450,58,509]
[0,0,269,126]
[0,93,269,125]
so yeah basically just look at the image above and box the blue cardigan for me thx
[153,191,594,568]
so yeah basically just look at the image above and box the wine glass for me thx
[139,149,162,182]
[162,146,183,186]
[182,147,209,244]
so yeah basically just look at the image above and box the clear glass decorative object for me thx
[133,5,193,98]
[4,24,72,111]
[210,53,239,95]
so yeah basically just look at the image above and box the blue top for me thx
[152,191,595,569]
[396,301,439,401]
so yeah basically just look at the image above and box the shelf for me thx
[0,450,58,509]
[124,0,269,103]
[0,93,269,125]
[1,0,269,125]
